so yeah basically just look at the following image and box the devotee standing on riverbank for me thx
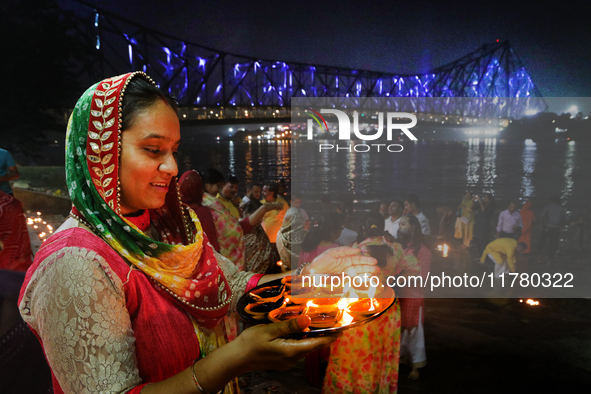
[496,201,523,239]
[518,201,535,253]
[538,195,567,265]
[385,200,403,239]
[473,194,496,256]
[242,200,280,274]
[398,214,431,380]
[217,175,240,218]
[454,191,475,248]
[404,194,431,235]
[261,183,289,244]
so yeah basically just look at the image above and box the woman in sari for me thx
[17,72,378,394]
[323,213,420,394]
[276,207,308,272]
[199,168,246,271]
[454,191,475,248]
[397,214,431,380]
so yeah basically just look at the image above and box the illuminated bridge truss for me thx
[66,1,547,119]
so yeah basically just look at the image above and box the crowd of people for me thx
[446,193,572,273]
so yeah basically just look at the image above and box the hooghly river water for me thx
[179,137,590,214]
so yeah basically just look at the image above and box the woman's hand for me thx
[304,246,379,277]
[183,316,338,394]
[232,315,338,372]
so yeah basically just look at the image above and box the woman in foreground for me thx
[18,72,377,394]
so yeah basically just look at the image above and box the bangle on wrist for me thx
[191,358,222,394]
[295,261,312,276]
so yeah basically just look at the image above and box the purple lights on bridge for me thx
[74,5,547,118]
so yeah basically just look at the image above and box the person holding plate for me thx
[18,72,378,394]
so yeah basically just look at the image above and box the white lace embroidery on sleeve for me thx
[19,247,142,394]
[213,250,255,312]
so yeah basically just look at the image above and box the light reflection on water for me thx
[482,138,497,193]
[180,139,590,211]
[562,141,576,204]
[466,138,481,188]
[521,140,536,200]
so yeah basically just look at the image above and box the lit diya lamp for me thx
[249,284,285,303]
[437,243,450,258]
[287,284,321,305]
[281,275,292,290]
[306,300,343,328]
[244,300,284,320]
[344,285,388,320]
[288,292,317,305]
[345,298,383,320]
[268,299,309,323]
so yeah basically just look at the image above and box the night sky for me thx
[67,0,590,113]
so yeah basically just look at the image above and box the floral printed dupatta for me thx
[202,193,245,270]
[65,72,230,329]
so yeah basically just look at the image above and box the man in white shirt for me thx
[385,200,403,239]
[496,201,523,239]
[404,194,431,235]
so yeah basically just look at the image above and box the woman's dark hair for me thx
[301,212,344,252]
[121,77,178,131]
[402,214,424,256]
[243,199,262,215]
[201,168,225,185]
[357,212,385,243]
